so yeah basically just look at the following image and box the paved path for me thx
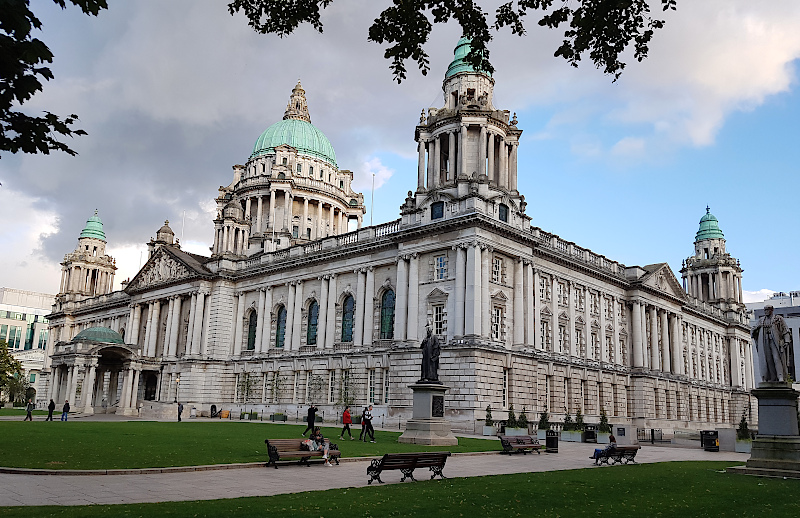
[0,441,747,507]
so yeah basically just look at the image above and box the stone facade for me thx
[42,40,754,432]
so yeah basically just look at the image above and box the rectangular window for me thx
[309,166,314,175]
[433,305,445,335]
[297,163,302,172]
[292,225,299,238]
[369,370,376,404]
[434,255,447,280]
[339,180,344,189]
[590,293,599,315]
[539,278,546,299]
[591,333,599,359]
[492,306,503,340]
[576,328,584,356]
[558,325,566,353]
[328,371,336,404]
[502,368,509,408]
[431,201,444,219]
[498,203,509,222]
[8,326,21,348]
[541,321,550,349]
[282,157,288,165]
[383,369,390,404]
[38,329,48,348]
[558,282,568,305]
[29,372,36,383]
[0,324,7,342]
[492,257,502,283]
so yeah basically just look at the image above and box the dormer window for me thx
[297,163,302,173]
[499,204,509,223]
[282,157,288,166]
[309,166,314,176]
[467,88,475,98]
[339,180,344,189]
[431,201,444,220]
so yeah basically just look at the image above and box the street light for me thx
[175,377,180,403]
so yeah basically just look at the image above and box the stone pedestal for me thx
[730,383,800,478]
[398,382,458,446]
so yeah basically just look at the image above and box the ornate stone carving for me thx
[132,254,190,289]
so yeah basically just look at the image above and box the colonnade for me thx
[417,124,518,191]
[47,361,142,413]
[127,288,208,358]
[684,270,743,304]
[59,265,114,297]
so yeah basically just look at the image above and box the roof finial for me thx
[706,205,710,214]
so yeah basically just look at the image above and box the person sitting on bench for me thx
[310,427,332,466]
[592,434,616,460]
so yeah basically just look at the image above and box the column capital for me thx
[198,288,211,296]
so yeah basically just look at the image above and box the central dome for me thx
[445,37,492,79]
[251,118,337,167]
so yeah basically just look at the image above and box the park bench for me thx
[264,438,340,469]
[591,445,641,465]
[367,451,451,484]
[498,435,544,455]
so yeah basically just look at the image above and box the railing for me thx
[530,225,626,278]
[375,219,401,237]
[337,232,358,246]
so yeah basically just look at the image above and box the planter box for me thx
[597,432,611,444]
[483,425,496,436]
[504,427,528,436]
[560,430,583,442]
[537,430,549,441]
[270,414,287,422]
[735,440,752,453]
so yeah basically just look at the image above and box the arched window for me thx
[246,311,257,350]
[307,300,319,345]
[276,305,287,348]
[341,295,355,342]
[380,289,395,340]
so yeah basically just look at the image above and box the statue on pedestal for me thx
[420,320,441,383]
[752,305,792,383]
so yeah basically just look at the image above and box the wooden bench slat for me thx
[265,438,341,469]
[367,452,451,484]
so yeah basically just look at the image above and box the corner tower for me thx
[57,210,117,302]
[403,38,528,230]
[680,207,744,313]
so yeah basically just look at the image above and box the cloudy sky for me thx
[1,1,798,304]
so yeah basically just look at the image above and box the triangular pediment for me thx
[558,311,569,321]
[125,247,204,292]
[640,263,688,301]
[540,306,552,317]
[491,291,508,301]
[427,288,448,300]
[575,315,585,325]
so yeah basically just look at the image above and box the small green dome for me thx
[79,210,106,241]
[72,326,124,344]
[445,37,492,79]
[251,119,337,167]
[695,207,725,241]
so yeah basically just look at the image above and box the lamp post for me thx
[175,377,180,403]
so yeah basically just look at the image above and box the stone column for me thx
[186,292,197,354]
[465,243,482,335]
[499,140,508,189]
[149,300,161,356]
[454,246,466,337]
[407,254,420,341]
[395,257,408,341]
[479,125,487,177]
[611,296,620,363]
[649,305,659,369]
[533,269,542,350]
[433,135,441,188]
[417,140,426,189]
[487,132,495,183]
[163,298,174,356]
[129,369,141,409]
[285,282,296,350]
[525,263,535,346]
[254,196,262,233]
[328,206,334,236]
[660,310,670,373]
[513,258,524,345]
[142,302,154,356]
[118,368,131,410]
[510,143,518,191]
[599,293,607,361]
[632,301,643,367]
[460,124,467,177]
[245,197,251,222]
[283,192,291,231]
[364,267,375,346]
[481,246,490,338]
[318,277,329,348]
[254,289,266,352]
[292,281,303,350]
[325,274,337,348]
[82,364,97,412]
[354,270,366,346]
[302,198,309,238]
[316,200,324,240]
[426,140,434,188]
[259,287,272,352]
[191,291,206,355]
[737,276,743,303]
[448,131,456,182]
[233,291,246,355]
[168,296,182,357]
[550,277,558,352]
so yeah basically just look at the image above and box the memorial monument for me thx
[731,305,800,477]
[398,322,458,445]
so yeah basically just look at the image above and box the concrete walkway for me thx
[0,441,748,507]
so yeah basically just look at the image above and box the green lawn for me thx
[0,421,497,470]
[0,408,49,416]
[1,461,798,517]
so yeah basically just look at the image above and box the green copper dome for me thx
[445,37,492,79]
[695,207,725,241]
[251,119,337,167]
[72,326,124,344]
[79,210,106,241]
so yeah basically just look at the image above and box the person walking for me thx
[363,405,375,443]
[340,405,354,440]
[23,399,34,421]
[61,400,70,421]
[46,399,55,421]
[178,403,184,422]
[358,406,368,441]
[302,403,318,437]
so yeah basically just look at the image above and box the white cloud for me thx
[742,289,776,304]
[353,157,395,192]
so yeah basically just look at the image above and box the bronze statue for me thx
[752,305,792,383]
[420,321,441,383]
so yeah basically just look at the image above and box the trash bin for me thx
[546,429,559,453]
[700,430,719,452]
[584,425,598,443]
[190,406,197,419]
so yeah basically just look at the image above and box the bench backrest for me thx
[265,438,333,451]
[499,435,539,445]
[379,452,451,469]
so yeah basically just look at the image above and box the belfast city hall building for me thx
[42,39,755,432]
